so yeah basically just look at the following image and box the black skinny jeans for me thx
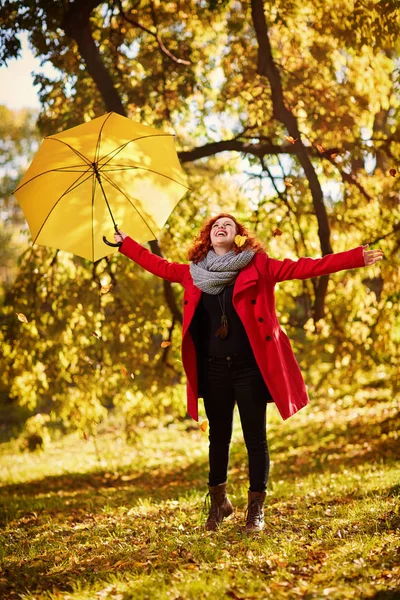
[202,354,271,492]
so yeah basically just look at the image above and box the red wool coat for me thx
[120,238,365,422]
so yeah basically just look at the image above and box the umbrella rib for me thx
[49,138,93,166]
[45,138,93,166]
[97,134,174,169]
[92,170,97,262]
[100,171,158,240]
[101,163,190,189]
[94,112,113,165]
[14,165,93,193]
[32,169,94,244]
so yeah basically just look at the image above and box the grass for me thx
[0,392,399,600]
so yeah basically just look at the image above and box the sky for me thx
[0,33,57,110]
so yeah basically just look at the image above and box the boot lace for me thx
[246,498,263,525]
[203,492,221,522]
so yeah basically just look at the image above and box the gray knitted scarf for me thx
[190,249,255,295]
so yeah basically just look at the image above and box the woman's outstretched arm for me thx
[266,244,383,283]
[115,231,187,284]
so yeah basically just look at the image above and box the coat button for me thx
[251,299,256,305]
[184,300,188,305]
[265,335,272,341]
[258,317,264,322]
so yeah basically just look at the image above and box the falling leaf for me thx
[389,168,397,177]
[100,284,112,294]
[83,432,88,441]
[91,331,100,339]
[130,373,135,379]
[200,420,208,433]
[16,313,28,323]
[161,341,171,348]
[284,178,293,187]
[330,153,338,159]
[272,228,283,237]
[234,234,247,247]
[316,143,325,154]
[284,135,298,144]
[120,367,128,377]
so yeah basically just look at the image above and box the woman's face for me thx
[210,217,237,252]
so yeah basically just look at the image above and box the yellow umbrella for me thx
[14,112,189,261]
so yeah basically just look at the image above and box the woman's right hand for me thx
[114,229,127,244]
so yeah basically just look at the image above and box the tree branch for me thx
[62,0,127,115]
[178,138,294,163]
[326,158,373,202]
[116,0,191,66]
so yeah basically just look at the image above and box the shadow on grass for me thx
[0,456,209,523]
[266,410,400,478]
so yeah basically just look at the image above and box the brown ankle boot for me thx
[245,490,266,532]
[205,482,233,531]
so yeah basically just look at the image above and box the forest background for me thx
[0,0,399,442]
[0,2,400,599]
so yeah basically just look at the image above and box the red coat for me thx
[120,238,365,421]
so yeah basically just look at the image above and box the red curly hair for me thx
[187,213,265,263]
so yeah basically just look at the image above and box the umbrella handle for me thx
[103,235,122,247]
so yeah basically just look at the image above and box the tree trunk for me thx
[250,0,332,321]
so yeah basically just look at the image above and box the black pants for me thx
[202,354,272,492]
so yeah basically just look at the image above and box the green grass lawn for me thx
[0,392,399,600]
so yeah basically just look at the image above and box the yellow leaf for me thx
[284,135,298,144]
[284,178,293,187]
[16,313,28,323]
[234,234,247,247]
[200,420,208,433]
[100,284,112,294]
[161,341,171,348]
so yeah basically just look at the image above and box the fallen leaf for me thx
[161,341,171,348]
[16,312,28,323]
[389,168,397,177]
[100,284,112,294]
[234,234,247,247]
[272,228,283,237]
[284,135,298,144]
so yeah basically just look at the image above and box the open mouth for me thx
[216,231,227,237]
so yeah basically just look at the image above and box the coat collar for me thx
[233,258,259,298]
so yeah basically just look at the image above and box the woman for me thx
[114,214,383,532]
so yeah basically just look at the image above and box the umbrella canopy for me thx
[14,112,189,261]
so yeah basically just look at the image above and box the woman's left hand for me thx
[362,244,384,266]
